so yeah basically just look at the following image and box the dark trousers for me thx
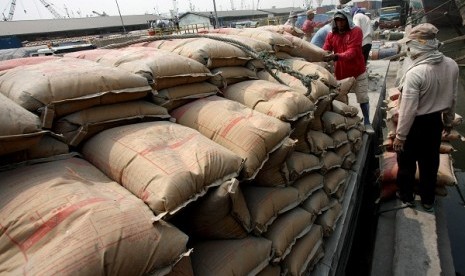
[362,44,372,64]
[396,112,443,205]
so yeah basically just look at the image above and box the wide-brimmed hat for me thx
[306,9,315,16]
[398,23,439,43]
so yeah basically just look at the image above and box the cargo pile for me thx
[0,25,369,275]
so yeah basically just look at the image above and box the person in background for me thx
[209,12,216,29]
[322,10,374,134]
[394,23,458,212]
[352,7,373,64]
[284,11,298,27]
[310,23,332,48]
[302,9,330,42]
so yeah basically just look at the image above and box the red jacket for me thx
[323,26,366,80]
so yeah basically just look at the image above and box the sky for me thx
[2,0,343,21]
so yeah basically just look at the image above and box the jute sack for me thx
[440,142,457,154]
[223,80,314,122]
[82,121,243,217]
[0,55,59,71]
[331,130,349,148]
[170,96,292,180]
[333,181,348,202]
[301,189,335,215]
[90,47,213,90]
[332,100,359,117]
[258,25,305,38]
[236,28,294,52]
[305,130,335,156]
[308,97,332,131]
[282,33,327,62]
[264,207,314,263]
[0,58,151,128]
[0,134,68,166]
[286,151,322,182]
[335,142,352,159]
[347,128,363,144]
[136,38,252,68]
[152,82,219,111]
[342,152,357,170]
[315,201,343,237]
[242,186,300,234]
[0,157,189,276]
[209,66,258,88]
[320,151,344,174]
[292,172,325,203]
[291,114,312,149]
[322,111,347,134]
[206,33,274,53]
[191,237,272,276]
[346,115,363,130]
[64,48,113,61]
[452,113,463,127]
[280,59,338,88]
[335,77,356,104]
[442,129,465,142]
[0,93,46,155]
[255,138,296,187]
[323,168,348,195]
[187,179,252,239]
[281,225,325,276]
[53,101,171,146]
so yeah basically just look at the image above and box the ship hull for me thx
[420,0,462,26]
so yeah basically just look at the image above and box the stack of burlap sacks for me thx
[378,60,463,201]
[0,25,366,275]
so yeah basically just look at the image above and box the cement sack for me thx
[206,27,244,35]
[440,142,457,154]
[333,182,348,202]
[342,152,357,170]
[315,202,343,237]
[0,58,151,128]
[89,47,213,90]
[191,236,272,276]
[0,93,46,155]
[335,77,356,104]
[308,97,332,132]
[352,139,363,154]
[281,225,325,276]
[322,111,347,134]
[257,265,281,276]
[282,33,327,62]
[152,82,219,111]
[291,114,312,149]
[137,38,252,68]
[264,207,314,263]
[53,101,171,146]
[64,48,114,61]
[242,186,300,234]
[0,157,189,276]
[170,96,292,180]
[331,130,349,148]
[82,121,243,217]
[209,66,258,88]
[347,128,363,144]
[258,25,304,38]
[442,129,465,142]
[0,56,59,71]
[301,189,335,215]
[206,33,274,53]
[335,142,352,159]
[345,115,363,130]
[453,113,463,127]
[323,168,348,195]
[166,255,194,276]
[286,152,322,182]
[236,29,293,52]
[0,134,68,166]
[305,130,335,156]
[255,138,295,187]
[332,100,359,117]
[320,151,344,174]
[187,179,252,239]
[291,172,325,203]
[223,80,314,122]
[279,59,338,88]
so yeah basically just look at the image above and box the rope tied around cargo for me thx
[100,33,319,92]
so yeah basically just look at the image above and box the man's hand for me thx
[323,53,337,62]
[393,138,405,152]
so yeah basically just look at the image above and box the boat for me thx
[409,0,463,26]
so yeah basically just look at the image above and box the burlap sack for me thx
[242,186,300,234]
[280,59,338,88]
[64,48,114,61]
[333,181,347,202]
[255,138,295,187]
[342,152,357,170]
[170,96,291,180]
[0,157,189,275]
[152,82,219,111]
[191,237,272,276]
[331,130,349,148]
[206,33,274,53]
[281,225,325,276]
[315,202,343,237]
[223,80,314,121]
[332,100,359,117]
[209,66,258,88]
[263,207,314,263]
[282,33,327,62]
[136,38,252,68]
[292,172,325,203]
[187,179,252,239]
[323,168,348,194]
[53,101,171,146]
[258,25,305,38]
[0,93,46,155]
[306,130,335,156]
[322,111,347,134]
[0,57,151,128]
[301,189,334,215]
[82,121,243,217]
[320,151,344,174]
[335,142,352,159]
[286,152,322,182]
[237,29,293,52]
[0,55,59,71]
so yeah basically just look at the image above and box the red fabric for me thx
[323,26,366,80]
[301,19,321,35]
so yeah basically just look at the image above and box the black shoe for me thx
[396,191,415,207]
[421,203,434,213]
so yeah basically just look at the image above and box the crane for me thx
[2,0,17,21]
[38,0,64,19]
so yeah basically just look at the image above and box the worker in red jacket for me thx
[322,10,374,134]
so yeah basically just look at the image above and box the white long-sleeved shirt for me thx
[353,13,372,46]
[396,56,459,140]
